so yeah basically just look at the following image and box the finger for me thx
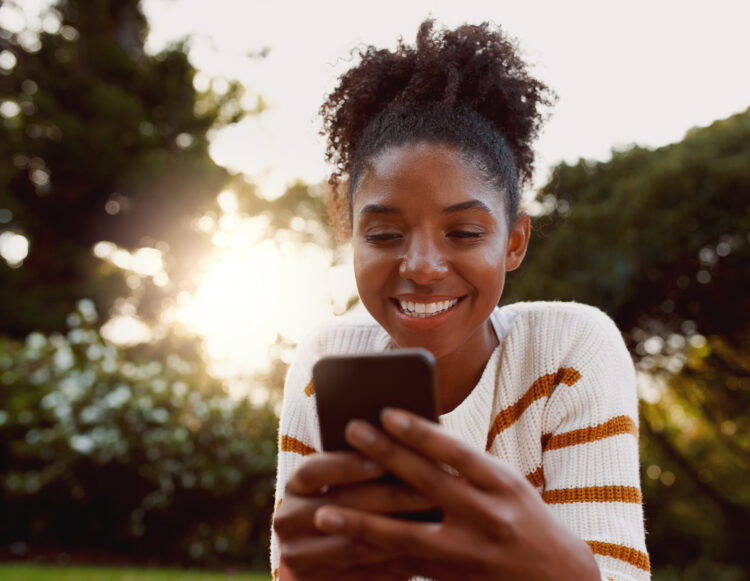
[282,530,406,575]
[370,557,419,580]
[274,495,327,539]
[314,505,439,560]
[275,482,434,540]
[344,417,527,530]
[338,565,408,581]
[286,557,407,581]
[381,408,523,492]
[286,451,385,496]
[345,419,493,518]
[309,568,406,581]
[329,481,437,515]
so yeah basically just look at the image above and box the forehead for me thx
[353,141,505,214]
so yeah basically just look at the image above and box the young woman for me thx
[271,20,649,581]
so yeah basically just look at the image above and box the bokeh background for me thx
[1,0,748,579]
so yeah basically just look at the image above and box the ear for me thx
[505,212,530,272]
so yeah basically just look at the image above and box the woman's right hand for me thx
[274,451,435,580]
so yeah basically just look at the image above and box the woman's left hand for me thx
[311,408,601,581]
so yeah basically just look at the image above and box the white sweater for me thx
[271,301,650,581]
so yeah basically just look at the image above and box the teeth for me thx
[397,298,459,318]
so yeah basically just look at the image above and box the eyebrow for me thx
[360,199,492,216]
[442,200,493,214]
[360,204,401,216]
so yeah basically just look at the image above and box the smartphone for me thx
[312,348,438,452]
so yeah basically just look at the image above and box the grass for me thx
[0,564,271,580]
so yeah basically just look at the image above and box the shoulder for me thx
[506,300,620,330]
[499,301,634,389]
[503,301,638,418]
[502,300,625,352]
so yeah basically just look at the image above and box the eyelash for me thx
[449,231,483,239]
[365,233,401,243]
[364,231,483,243]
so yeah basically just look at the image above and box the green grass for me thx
[0,564,271,580]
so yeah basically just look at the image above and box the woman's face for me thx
[351,141,529,360]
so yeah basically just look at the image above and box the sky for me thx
[143,0,750,198]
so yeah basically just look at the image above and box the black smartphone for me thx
[312,348,438,452]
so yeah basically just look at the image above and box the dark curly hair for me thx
[320,19,554,236]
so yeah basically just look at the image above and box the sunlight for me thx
[100,315,153,346]
[0,231,29,267]
[172,198,358,384]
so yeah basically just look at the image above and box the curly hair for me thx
[320,19,555,237]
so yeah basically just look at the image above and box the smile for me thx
[396,298,460,318]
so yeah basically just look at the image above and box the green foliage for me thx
[652,561,746,581]
[0,564,270,580]
[506,108,750,573]
[0,300,278,568]
[508,108,750,341]
[0,0,248,336]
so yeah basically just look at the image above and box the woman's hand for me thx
[310,409,601,581]
[274,449,436,580]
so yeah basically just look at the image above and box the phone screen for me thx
[312,348,438,452]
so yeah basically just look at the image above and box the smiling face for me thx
[351,141,530,364]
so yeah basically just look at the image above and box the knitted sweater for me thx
[270,301,650,581]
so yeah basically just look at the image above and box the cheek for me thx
[464,245,508,292]
[353,247,391,296]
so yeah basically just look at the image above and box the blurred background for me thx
[0,0,748,579]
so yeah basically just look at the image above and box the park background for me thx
[1,0,749,579]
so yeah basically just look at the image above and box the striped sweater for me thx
[271,301,650,581]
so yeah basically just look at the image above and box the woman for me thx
[271,20,649,581]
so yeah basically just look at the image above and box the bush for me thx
[0,300,279,568]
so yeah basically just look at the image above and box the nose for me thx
[399,234,448,284]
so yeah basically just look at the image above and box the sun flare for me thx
[173,192,358,386]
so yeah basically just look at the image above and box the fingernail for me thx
[347,420,377,446]
[315,508,344,532]
[383,408,410,433]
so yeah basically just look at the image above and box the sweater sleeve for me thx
[540,307,650,581]
[269,330,324,580]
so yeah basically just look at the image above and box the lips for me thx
[396,297,459,318]
[388,295,465,333]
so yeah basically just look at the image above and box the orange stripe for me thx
[586,540,651,572]
[543,485,642,505]
[280,434,317,456]
[304,379,315,397]
[525,465,544,488]
[272,568,279,580]
[273,498,283,517]
[486,368,581,450]
[544,415,637,451]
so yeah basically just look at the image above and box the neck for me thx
[435,319,498,414]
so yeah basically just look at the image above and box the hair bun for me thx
[320,19,555,191]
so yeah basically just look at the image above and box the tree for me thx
[504,108,750,572]
[0,0,245,337]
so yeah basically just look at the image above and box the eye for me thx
[449,231,482,238]
[364,232,402,243]
[447,230,484,241]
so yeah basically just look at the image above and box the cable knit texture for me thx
[270,301,650,581]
